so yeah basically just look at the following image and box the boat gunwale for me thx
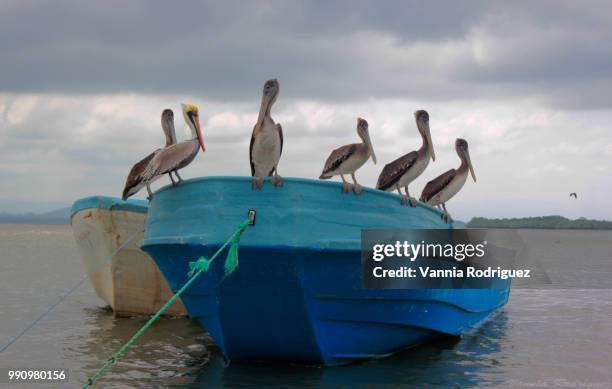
[70,196,148,220]
[142,176,453,248]
[152,175,447,216]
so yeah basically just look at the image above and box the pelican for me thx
[125,104,204,200]
[122,109,178,200]
[319,118,377,194]
[420,138,475,223]
[376,110,435,206]
[250,79,283,190]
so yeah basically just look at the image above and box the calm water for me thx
[1,224,611,388]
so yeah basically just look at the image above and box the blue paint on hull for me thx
[141,176,510,365]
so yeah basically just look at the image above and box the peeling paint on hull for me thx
[71,196,186,316]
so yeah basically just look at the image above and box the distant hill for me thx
[0,207,71,224]
[450,220,467,228]
[467,216,612,230]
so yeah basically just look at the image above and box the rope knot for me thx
[224,220,250,276]
[188,257,211,277]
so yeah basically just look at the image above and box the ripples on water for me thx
[1,224,611,388]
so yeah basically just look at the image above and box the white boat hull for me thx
[71,199,186,316]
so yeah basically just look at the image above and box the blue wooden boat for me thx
[141,176,510,365]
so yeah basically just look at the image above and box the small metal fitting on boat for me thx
[248,209,256,225]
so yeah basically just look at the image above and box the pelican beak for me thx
[195,117,205,152]
[366,132,377,164]
[465,149,476,182]
[255,94,271,135]
[182,104,205,151]
[187,110,204,152]
[424,121,435,162]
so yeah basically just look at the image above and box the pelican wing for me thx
[319,144,358,179]
[277,123,283,156]
[122,149,160,199]
[420,169,456,203]
[144,141,197,180]
[249,125,256,176]
[376,151,418,191]
[266,123,284,176]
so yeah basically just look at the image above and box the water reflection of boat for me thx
[71,196,185,316]
[141,176,511,365]
[191,312,509,388]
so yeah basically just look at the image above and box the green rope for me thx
[224,230,242,275]
[83,218,251,388]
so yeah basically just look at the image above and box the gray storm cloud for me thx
[0,1,611,220]
[1,1,612,107]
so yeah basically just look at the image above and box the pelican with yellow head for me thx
[123,103,205,200]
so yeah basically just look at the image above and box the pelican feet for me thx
[341,182,351,193]
[174,171,183,183]
[252,177,265,191]
[440,212,453,224]
[400,196,417,206]
[352,183,363,195]
[169,171,183,187]
[270,174,283,187]
[146,183,154,201]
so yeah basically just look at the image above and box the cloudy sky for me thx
[1,0,611,220]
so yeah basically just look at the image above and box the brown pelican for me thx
[250,79,283,190]
[125,104,204,200]
[420,138,475,222]
[376,110,435,206]
[122,109,178,200]
[319,118,377,194]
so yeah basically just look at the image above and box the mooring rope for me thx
[0,229,144,354]
[82,218,251,388]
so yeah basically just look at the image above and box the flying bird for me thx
[376,110,436,206]
[124,104,205,200]
[319,118,377,195]
[250,79,283,190]
[420,138,476,223]
[122,109,178,200]
[569,193,577,199]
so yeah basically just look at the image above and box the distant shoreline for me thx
[0,207,70,225]
[0,218,68,225]
[467,216,612,230]
[2,209,611,229]
[0,218,70,226]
